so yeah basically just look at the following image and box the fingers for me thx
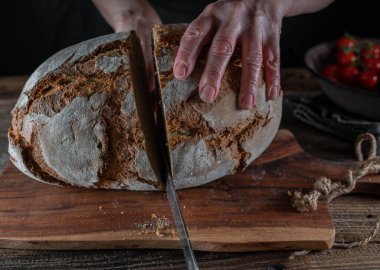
[173,18,214,79]
[176,1,283,107]
[263,27,281,100]
[239,18,264,109]
[198,24,240,103]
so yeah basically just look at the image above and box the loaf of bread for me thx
[153,24,282,189]
[9,24,282,190]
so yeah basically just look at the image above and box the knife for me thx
[166,175,199,270]
[161,144,199,270]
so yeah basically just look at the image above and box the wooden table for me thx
[0,69,378,269]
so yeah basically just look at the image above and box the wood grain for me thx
[0,129,378,252]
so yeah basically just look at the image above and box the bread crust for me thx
[9,25,282,190]
[153,24,282,189]
[8,32,161,190]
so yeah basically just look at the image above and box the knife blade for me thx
[156,87,198,269]
[166,175,199,270]
[160,139,199,270]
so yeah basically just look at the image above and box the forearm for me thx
[92,0,151,32]
[93,0,161,91]
[284,0,335,17]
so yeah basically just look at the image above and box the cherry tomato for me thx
[340,66,359,84]
[337,51,357,66]
[321,64,340,81]
[364,58,380,73]
[361,43,380,60]
[358,70,378,90]
[336,36,357,50]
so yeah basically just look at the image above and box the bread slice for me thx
[152,24,282,189]
[8,31,164,190]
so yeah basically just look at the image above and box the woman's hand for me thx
[93,0,161,91]
[174,0,334,109]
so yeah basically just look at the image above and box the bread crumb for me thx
[153,214,169,237]
[120,211,124,215]
[135,214,170,237]
[156,230,164,237]
[183,205,186,209]
[112,201,119,208]
[98,206,106,214]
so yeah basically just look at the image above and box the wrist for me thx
[112,1,161,33]
[113,13,139,32]
[111,5,145,32]
[283,0,335,17]
[94,0,151,32]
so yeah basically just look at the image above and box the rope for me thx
[333,217,380,248]
[289,216,380,259]
[289,133,380,213]
[288,133,380,259]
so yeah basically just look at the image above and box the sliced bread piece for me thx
[8,31,164,190]
[152,24,282,189]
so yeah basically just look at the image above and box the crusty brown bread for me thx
[8,31,164,190]
[9,24,282,190]
[153,24,282,189]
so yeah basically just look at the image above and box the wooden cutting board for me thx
[0,129,378,252]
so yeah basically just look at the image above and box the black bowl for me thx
[305,41,380,121]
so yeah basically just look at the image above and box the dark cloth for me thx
[290,95,380,155]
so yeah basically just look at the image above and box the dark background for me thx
[0,0,378,75]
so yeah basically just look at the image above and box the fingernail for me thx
[200,85,216,103]
[174,62,187,79]
[270,86,279,100]
[239,94,254,109]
